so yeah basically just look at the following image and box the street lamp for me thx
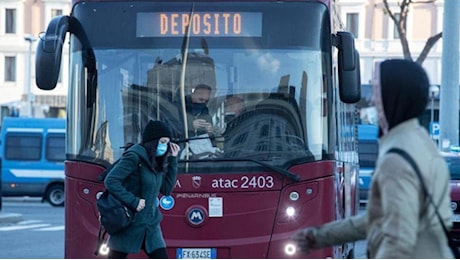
[24,34,37,117]
[429,84,440,139]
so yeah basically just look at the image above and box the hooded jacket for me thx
[309,59,453,258]
[104,143,177,254]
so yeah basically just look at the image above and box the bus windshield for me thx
[67,1,332,172]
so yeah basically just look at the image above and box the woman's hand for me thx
[136,199,146,212]
[169,142,180,157]
[291,227,318,255]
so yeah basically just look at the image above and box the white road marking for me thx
[0,224,50,231]
[0,219,63,232]
[18,220,42,225]
[35,225,65,231]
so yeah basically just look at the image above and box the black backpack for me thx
[94,146,141,256]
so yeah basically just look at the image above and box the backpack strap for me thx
[94,225,108,256]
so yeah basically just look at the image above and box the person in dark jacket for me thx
[104,120,180,258]
[184,84,213,136]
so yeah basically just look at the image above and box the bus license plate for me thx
[452,214,460,223]
[177,248,216,259]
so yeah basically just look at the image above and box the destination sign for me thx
[137,12,262,37]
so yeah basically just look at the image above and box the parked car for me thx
[443,152,460,239]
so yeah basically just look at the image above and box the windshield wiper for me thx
[179,158,300,182]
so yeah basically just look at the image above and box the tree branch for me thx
[416,32,443,64]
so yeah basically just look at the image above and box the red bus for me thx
[35,0,361,258]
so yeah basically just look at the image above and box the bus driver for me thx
[184,84,214,137]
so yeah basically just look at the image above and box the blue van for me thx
[0,117,66,207]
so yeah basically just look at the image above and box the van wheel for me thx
[46,184,65,207]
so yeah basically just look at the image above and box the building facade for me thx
[337,0,445,85]
[0,0,451,122]
[0,0,71,120]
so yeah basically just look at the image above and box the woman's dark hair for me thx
[142,139,170,171]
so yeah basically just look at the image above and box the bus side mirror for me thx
[336,31,361,104]
[36,15,69,90]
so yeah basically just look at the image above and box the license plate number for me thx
[177,248,216,259]
[452,214,460,222]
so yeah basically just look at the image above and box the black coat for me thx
[104,144,177,253]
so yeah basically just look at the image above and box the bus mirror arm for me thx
[36,15,69,90]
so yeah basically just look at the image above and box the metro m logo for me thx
[186,207,206,226]
[190,211,203,221]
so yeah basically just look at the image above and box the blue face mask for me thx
[155,143,168,157]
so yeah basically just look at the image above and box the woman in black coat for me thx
[104,120,180,258]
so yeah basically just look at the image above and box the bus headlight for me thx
[284,243,296,256]
[286,206,295,217]
[99,243,110,255]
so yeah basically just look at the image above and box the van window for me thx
[46,134,65,162]
[5,133,42,160]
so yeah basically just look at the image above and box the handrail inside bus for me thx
[180,4,195,167]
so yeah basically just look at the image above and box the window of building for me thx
[393,13,400,39]
[5,56,16,82]
[346,13,359,39]
[5,134,42,161]
[46,134,65,161]
[51,9,63,18]
[5,8,16,34]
